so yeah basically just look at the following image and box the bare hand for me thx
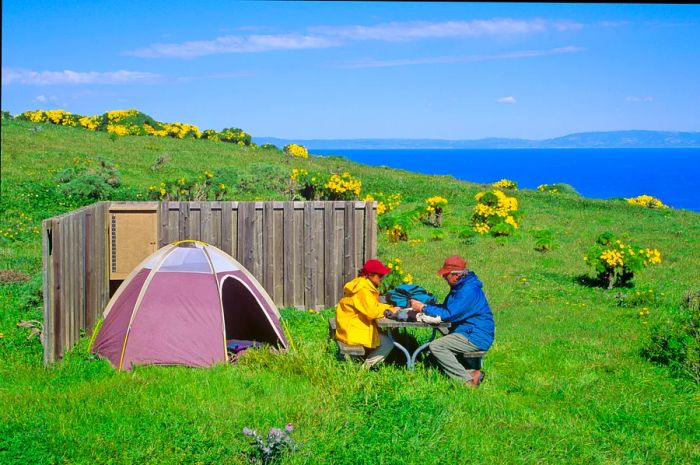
[410,299,425,312]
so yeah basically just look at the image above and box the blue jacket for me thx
[422,272,495,350]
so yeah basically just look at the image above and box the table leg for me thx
[387,331,411,369]
[410,328,439,369]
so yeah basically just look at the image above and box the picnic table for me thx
[376,317,451,370]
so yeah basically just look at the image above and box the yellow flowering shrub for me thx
[379,258,414,293]
[323,172,362,200]
[161,122,201,139]
[283,144,309,158]
[363,192,402,216]
[79,115,102,131]
[18,109,78,126]
[423,196,448,226]
[626,195,669,209]
[584,232,662,289]
[492,179,518,190]
[12,107,261,149]
[471,189,521,237]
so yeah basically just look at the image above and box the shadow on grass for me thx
[574,273,636,290]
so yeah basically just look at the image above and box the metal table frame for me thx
[376,318,451,370]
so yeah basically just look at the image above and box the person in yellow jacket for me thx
[336,259,399,367]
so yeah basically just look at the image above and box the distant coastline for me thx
[254,130,700,150]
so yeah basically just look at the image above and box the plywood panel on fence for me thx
[109,209,158,279]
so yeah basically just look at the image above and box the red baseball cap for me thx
[437,255,468,276]
[361,259,391,276]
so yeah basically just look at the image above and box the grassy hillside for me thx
[1,119,699,464]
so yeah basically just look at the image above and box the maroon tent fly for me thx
[92,240,287,370]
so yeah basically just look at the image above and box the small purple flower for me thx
[285,423,294,433]
[242,427,255,437]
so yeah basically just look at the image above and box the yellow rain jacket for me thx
[335,276,393,349]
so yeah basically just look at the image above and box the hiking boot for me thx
[467,370,485,388]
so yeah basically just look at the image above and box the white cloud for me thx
[311,18,582,41]
[125,34,339,58]
[33,94,59,103]
[126,18,583,59]
[497,96,517,104]
[625,96,654,102]
[175,71,256,82]
[339,46,584,69]
[2,68,161,85]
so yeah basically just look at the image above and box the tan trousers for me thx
[363,332,394,368]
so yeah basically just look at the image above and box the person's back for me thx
[335,275,389,348]
[437,271,494,351]
[410,256,494,387]
[334,259,397,367]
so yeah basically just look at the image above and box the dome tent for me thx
[92,240,287,370]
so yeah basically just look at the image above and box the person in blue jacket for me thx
[410,255,494,387]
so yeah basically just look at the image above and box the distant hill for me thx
[254,130,700,150]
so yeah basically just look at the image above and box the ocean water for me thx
[312,148,700,212]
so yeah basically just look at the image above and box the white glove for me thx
[416,313,442,324]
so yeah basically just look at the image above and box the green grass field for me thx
[1,119,699,464]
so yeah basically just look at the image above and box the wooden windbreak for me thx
[42,200,377,363]
[42,203,110,364]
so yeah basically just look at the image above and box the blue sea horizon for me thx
[312,148,700,212]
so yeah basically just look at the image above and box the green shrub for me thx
[53,158,120,201]
[1,110,13,120]
[537,183,580,195]
[219,127,252,146]
[200,129,220,141]
[150,154,170,172]
[378,211,419,243]
[260,143,279,150]
[614,288,658,308]
[146,171,227,201]
[642,291,700,383]
[531,228,559,252]
[237,163,288,196]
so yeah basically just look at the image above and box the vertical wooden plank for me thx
[179,202,189,241]
[52,218,62,360]
[200,202,213,245]
[344,203,357,284]
[254,203,264,281]
[293,205,304,309]
[283,202,294,307]
[42,220,53,364]
[158,201,170,247]
[364,201,377,261]
[72,214,79,347]
[85,208,95,331]
[230,203,238,259]
[263,202,275,294]
[303,202,316,310]
[273,204,284,305]
[221,201,233,255]
[62,216,70,356]
[78,212,86,339]
[168,202,179,243]
[189,202,201,241]
[324,202,336,307]
[335,203,345,303]
[313,202,325,310]
[211,202,222,249]
[98,203,110,312]
[237,202,248,269]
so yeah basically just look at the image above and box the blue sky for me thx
[2,1,699,139]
